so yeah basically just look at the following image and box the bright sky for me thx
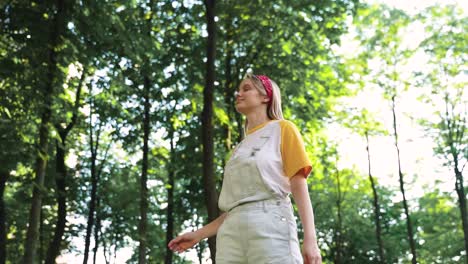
[61,0,466,263]
[330,0,466,202]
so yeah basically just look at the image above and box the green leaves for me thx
[282,42,293,55]
[214,106,229,125]
[2,0,466,263]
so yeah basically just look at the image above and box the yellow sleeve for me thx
[280,120,312,178]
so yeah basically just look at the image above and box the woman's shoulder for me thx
[278,119,299,130]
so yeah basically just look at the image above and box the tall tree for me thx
[364,130,385,263]
[416,4,468,262]
[92,191,101,264]
[201,0,219,262]
[0,3,40,261]
[309,136,397,263]
[339,107,388,263]
[389,80,418,264]
[22,0,68,262]
[354,5,417,263]
[138,74,151,264]
[83,88,111,264]
[0,171,7,264]
[83,93,98,264]
[45,67,86,264]
[333,157,345,264]
[165,125,175,264]
[138,0,157,259]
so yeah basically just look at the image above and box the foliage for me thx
[1,0,466,263]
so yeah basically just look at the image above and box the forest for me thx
[0,0,467,263]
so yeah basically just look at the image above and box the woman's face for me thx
[235,79,268,114]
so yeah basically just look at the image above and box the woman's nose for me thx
[234,91,240,98]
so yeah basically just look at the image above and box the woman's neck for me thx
[246,111,271,131]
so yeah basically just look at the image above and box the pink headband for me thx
[254,75,273,105]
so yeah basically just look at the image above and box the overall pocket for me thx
[225,158,263,200]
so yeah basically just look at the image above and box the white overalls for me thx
[216,121,303,263]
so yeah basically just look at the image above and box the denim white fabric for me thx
[217,121,302,263]
[216,199,302,263]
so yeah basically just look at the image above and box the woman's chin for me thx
[235,105,247,114]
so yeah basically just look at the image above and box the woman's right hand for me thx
[168,231,201,253]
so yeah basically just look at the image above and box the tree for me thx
[201,0,220,262]
[20,0,70,262]
[308,137,398,263]
[0,18,37,262]
[354,5,418,263]
[416,4,468,262]
[341,108,388,263]
[83,86,111,264]
[45,67,86,264]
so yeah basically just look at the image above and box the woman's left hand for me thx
[302,238,322,264]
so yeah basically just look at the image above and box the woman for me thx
[168,73,322,264]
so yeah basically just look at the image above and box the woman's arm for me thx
[290,172,322,264]
[168,212,227,253]
[196,212,227,239]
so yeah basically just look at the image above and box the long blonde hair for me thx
[242,73,284,132]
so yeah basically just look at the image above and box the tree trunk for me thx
[443,95,468,263]
[202,0,220,262]
[165,129,175,264]
[93,196,101,264]
[86,126,111,264]
[365,132,385,263]
[0,171,9,264]
[102,229,110,264]
[44,141,67,264]
[138,75,151,264]
[23,1,66,262]
[138,0,155,258]
[45,67,84,264]
[450,137,467,262]
[391,95,417,264]
[334,169,342,264]
[83,98,100,264]
[39,207,45,262]
[455,166,468,264]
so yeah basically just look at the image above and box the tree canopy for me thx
[1,0,466,263]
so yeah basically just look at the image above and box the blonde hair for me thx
[242,73,284,132]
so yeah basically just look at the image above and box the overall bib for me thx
[216,123,303,264]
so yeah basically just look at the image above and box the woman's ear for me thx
[263,96,271,104]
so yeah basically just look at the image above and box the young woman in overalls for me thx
[169,74,322,264]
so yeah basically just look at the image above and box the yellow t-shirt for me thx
[247,120,312,178]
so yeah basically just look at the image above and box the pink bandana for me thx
[254,75,273,105]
